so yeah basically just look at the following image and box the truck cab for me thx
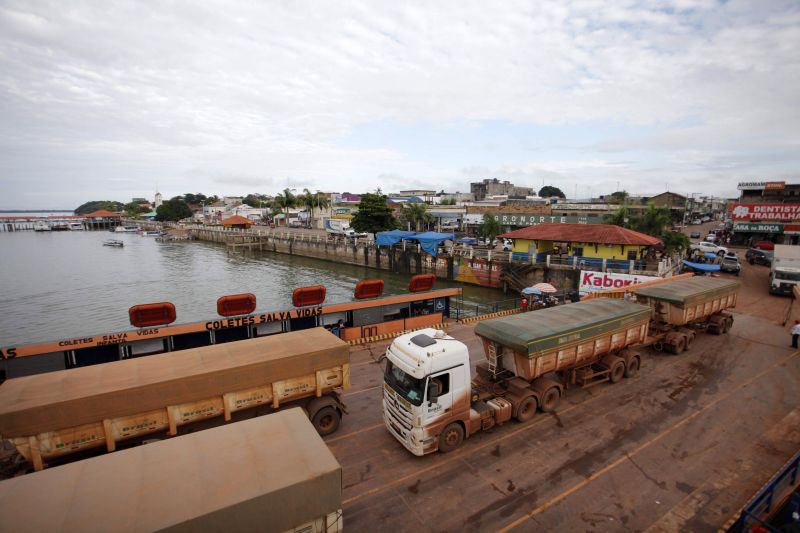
[770,267,800,295]
[383,329,471,456]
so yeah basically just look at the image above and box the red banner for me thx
[730,203,800,221]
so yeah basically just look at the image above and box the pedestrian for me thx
[792,320,800,349]
[521,297,528,312]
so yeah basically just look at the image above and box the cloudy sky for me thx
[1,0,798,209]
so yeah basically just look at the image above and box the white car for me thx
[691,241,728,255]
[501,239,513,252]
[705,234,717,243]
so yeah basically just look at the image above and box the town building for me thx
[470,179,534,201]
[499,223,661,264]
[731,181,800,245]
[154,192,163,209]
[220,215,252,229]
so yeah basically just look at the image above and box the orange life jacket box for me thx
[129,302,177,328]
[408,274,436,293]
[217,293,257,317]
[292,285,326,307]
[354,279,384,300]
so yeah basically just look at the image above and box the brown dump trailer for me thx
[0,408,343,533]
[633,277,739,354]
[473,299,652,412]
[0,327,349,470]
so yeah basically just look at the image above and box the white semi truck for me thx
[769,245,800,296]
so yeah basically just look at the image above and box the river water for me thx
[0,229,506,346]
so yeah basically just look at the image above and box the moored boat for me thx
[69,222,84,230]
[114,225,139,233]
[33,221,51,232]
[103,239,124,247]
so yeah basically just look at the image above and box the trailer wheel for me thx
[515,396,537,423]
[438,423,464,453]
[624,357,640,378]
[653,341,664,352]
[540,387,561,413]
[609,360,625,383]
[311,406,341,436]
[671,339,685,354]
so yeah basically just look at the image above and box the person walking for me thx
[520,297,528,312]
[792,320,800,349]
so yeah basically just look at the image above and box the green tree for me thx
[351,193,397,235]
[662,231,690,254]
[123,202,144,217]
[203,195,220,206]
[243,193,269,208]
[182,193,207,206]
[603,196,636,229]
[478,213,502,244]
[155,197,192,222]
[74,200,124,215]
[538,186,565,198]
[608,190,630,204]
[439,197,456,205]
[399,202,433,231]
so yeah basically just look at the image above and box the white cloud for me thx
[0,0,798,207]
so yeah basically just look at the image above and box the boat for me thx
[114,225,139,233]
[140,230,161,237]
[69,222,84,230]
[33,221,51,232]
[103,239,124,247]
[50,223,70,231]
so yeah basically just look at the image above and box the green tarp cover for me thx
[633,277,739,307]
[474,299,651,356]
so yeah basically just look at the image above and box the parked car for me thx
[690,231,701,239]
[720,255,740,276]
[501,238,513,252]
[746,248,773,266]
[705,234,717,243]
[691,241,728,256]
[691,219,702,225]
[752,240,775,250]
[701,216,711,222]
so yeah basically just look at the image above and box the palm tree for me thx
[399,203,433,231]
[635,202,671,237]
[271,188,296,221]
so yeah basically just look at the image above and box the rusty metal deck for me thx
[327,312,800,532]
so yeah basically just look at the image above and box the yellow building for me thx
[500,223,661,261]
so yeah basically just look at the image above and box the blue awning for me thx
[376,230,417,247]
[410,231,455,256]
[682,259,721,272]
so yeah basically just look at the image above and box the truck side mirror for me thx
[427,382,439,404]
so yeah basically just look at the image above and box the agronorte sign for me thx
[730,203,800,222]
[578,271,659,295]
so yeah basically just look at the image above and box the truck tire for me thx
[438,423,464,453]
[624,357,640,378]
[609,360,625,383]
[515,396,537,423]
[311,406,341,436]
[540,387,561,413]
[671,338,685,354]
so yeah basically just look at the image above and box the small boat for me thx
[114,225,139,233]
[103,239,124,247]
[140,230,161,237]
[50,223,70,231]
[33,221,51,232]
[69,222,84,230]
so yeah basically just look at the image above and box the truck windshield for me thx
[384,361,425,406]
[776,271,800,281]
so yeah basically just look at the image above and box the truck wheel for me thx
[438,423,464,453]
[540,387,561,413]
[311,407,340,436]
[624,357,640,378]
[609,360,625,383]
[671,339,685,354]
[515,396,537,423]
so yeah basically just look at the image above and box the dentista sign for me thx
[579,271,659,295]
[730,203,800,222]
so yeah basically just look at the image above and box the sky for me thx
[1,1,799,209]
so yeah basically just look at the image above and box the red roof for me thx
[221,215,252,226]
[84,210,122,218]
[499,223,661,246]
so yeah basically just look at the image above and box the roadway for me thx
[327,286,800,531]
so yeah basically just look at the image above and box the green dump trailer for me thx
[633,277,739,353]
